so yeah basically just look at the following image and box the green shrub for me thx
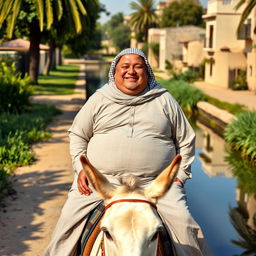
[0,104,60,198]
[165,60,173,71]
[171,69,200,83]
[0,62,33,114]
[159,79,206,115]
[224,111,256,160]
[230,70,248,90]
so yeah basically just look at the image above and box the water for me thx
[85,62,256,256]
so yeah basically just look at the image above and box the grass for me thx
[158,79,206,115]
[205,96,246,115]
[34,64,80,95]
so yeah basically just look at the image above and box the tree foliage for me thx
[235,0,256,35]
[103,13,131,52]
[129,0,158,42]
[160,0,204,28]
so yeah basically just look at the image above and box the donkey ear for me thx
[80,155,115,200]
[144,155,182,202]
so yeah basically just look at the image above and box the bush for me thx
[159,79,206,115]
[0,62,32,114]
[171,69,200,83]
[0,104,60,198]
[224,111,256,160]
[230,70,248,90]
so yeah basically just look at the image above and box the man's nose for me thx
[127,66,136,74]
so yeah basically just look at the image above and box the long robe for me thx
[44,81,204,256]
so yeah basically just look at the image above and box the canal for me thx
[84,61,256,256]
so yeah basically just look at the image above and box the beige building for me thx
[148,26,205,71]
[203,0,256,91]
[180,39,205,70]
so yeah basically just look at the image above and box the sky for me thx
[99,0,209,24]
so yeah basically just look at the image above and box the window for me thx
[209,25,214,48]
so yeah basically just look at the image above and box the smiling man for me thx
[114,54,148,95]
[45,48,204,256]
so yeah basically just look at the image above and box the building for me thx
[203,0,256,91]
[148,26,205,71]
[0,38,50,75]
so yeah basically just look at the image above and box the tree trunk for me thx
[44,37,56,75]
[29,20,41,84]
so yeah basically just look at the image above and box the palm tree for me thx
[235,0,256,36]
[0,0,91,83]
[129,0,158,42]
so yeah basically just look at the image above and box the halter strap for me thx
[105,199,157,211]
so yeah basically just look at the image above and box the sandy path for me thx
[0,64,86,256]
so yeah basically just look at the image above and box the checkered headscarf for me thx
[108,48,157,90]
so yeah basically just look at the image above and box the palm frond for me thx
[68,0,82,33]
[55,0,63,20]
[0,0,17,24]
[235,0,256,35]
[75,0,87,15]
[46,0,53,29]
[6,0,22,37]
[34,0,44,31]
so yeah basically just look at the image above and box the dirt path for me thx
[0,64,86,256]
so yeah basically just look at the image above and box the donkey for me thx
[80,154,182,256]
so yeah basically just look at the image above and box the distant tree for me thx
[129,0,158,42]
[0,0,97,83]
[160,0,204,28]
[111,24,131,51]
[103,13,130,52]
[235,0,256,36]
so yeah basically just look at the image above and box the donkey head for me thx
[80,155,181,256]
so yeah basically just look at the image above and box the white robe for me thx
[44,82,204,256]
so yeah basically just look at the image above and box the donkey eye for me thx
[150,232,158,242]
[102,228,113,241]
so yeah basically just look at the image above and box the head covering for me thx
[97,48,168,106]
[108,48,156,90]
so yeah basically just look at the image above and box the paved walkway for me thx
[0,64,86,256]
[193,81,256,111]
[155,72,256,111]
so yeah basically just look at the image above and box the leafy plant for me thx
[159,79,205,115]
[0,62,32,114]
[224,111,256,160]
[171,69,200,83]
[0,104,60,198]
[230,69,248,90]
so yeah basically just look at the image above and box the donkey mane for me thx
[118,175,142,193]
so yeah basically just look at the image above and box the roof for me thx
[0,39,49,51]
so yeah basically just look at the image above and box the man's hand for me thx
[77,170,93,195]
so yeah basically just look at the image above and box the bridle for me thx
[105,198,157,211]
[100,199,158,256]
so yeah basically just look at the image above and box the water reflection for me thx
[187,121,256,256]
[84,62,109,98]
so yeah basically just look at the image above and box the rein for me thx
[105,198,157,211]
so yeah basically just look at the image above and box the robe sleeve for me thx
[165,95,196,183]
[68,96,95,174]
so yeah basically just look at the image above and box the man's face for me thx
[114,54,148,95]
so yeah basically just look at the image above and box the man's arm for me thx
[166,96,196,184]
[68,98,95,195]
